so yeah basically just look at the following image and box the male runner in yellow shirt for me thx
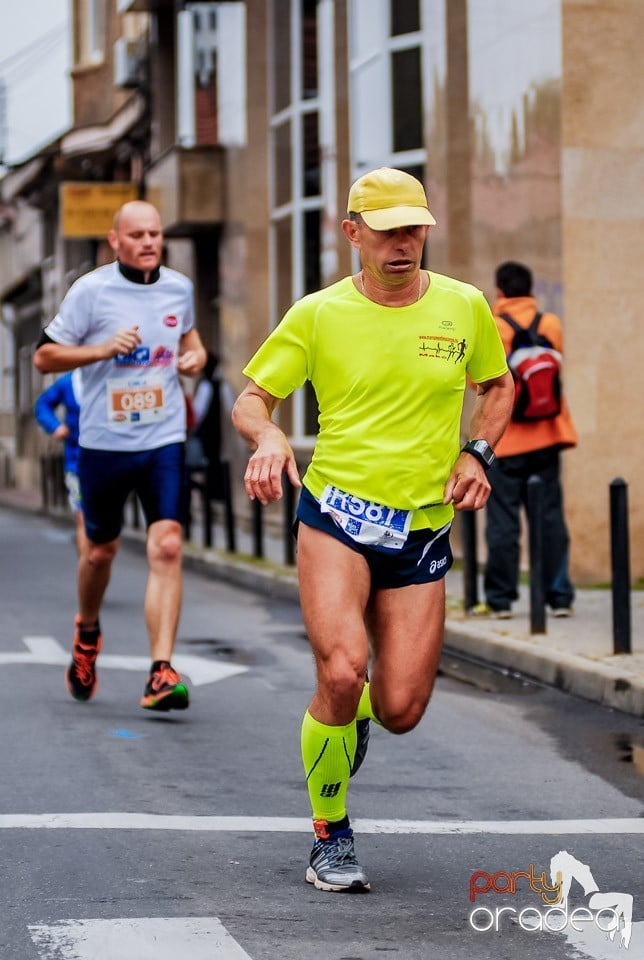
[233,168,514,892]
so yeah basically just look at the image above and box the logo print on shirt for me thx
[115,346,150,366]
[418,335,467,363]
[114,345,174,367]
[164,314,178,327]
[151,346,173,366]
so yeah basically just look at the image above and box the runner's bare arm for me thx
[466,370,514,448]
[33,327,143,374]
[177,328,207,376]
[443,370,514,511]
[232,382,301,504]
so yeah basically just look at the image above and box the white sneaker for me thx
[306,829,371,892]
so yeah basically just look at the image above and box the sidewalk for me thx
[2,485,642,718]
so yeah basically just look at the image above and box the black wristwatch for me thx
[462,439,496,471]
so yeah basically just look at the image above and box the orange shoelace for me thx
[73,639,100,685]
[150,664,181,692]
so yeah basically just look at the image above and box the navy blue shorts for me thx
[295,486,453,590]
[78,442,185,544]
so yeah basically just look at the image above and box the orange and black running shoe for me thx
[140,662,189,712]
[66,615,102,702]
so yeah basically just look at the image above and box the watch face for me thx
[468,440,494,465]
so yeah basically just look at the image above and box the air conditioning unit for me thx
[114,38,143,89]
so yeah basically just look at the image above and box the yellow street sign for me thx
[60,182,139,238]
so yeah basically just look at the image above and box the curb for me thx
[443,621,644,718]
[181,543,301,605]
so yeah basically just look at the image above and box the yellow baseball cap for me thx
[347,167,436,230]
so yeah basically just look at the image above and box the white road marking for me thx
[1,813,642,834]
[0,636,248,686]
[29,917,252,960]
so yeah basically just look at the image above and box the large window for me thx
[269,0,326,443]
[392,47,422,153]
[274,218,293,324]
[176,3,247,148]
[271,0,292,113]
[274,121,293,208]
[349,0,428,175]
[76,0,105,66]
[391,0,420,36]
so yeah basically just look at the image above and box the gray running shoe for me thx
[305,830,371,892]
[350,718,370,777]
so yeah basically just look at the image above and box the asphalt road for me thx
[0,507,642,960]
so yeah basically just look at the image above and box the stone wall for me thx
[562,0,644,583]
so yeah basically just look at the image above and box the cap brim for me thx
[360,206,436,230]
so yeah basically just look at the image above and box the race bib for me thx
[319,485,412,550]
[107,378,166,426]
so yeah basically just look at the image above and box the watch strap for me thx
[461,439,495,470]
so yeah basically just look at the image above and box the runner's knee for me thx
[86,541,118,568]
[147,526,182,565]
[377,691,430,734]
[317,650,367,704]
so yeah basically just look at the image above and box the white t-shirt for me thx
[44,262,195,452]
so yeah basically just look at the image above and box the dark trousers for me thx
[484,446,574,611]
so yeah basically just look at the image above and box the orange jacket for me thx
[492,296,577,457]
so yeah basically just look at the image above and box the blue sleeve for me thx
[34,379,67,434]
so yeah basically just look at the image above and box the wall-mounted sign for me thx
[60,182,139,238]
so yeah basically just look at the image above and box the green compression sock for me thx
[301,711,357,822]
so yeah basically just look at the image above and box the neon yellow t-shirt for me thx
[243,272,507,529]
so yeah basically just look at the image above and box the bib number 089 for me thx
[118,389,159,411]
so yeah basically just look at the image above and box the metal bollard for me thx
[283,477,296,566]
[610,478,632,654]
[252,496,264,559]
[220,461,237,553]
[54,455,66,508]
[527,475,546,634]
[202,468,213,549]
[40,457,49,511]
[461,509,479,612]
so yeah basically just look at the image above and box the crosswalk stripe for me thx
[3,813,643,833]
[28,917,253,960]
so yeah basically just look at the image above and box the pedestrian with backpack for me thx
[473,261,578,619]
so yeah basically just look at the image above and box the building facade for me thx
[0,0,642,584]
